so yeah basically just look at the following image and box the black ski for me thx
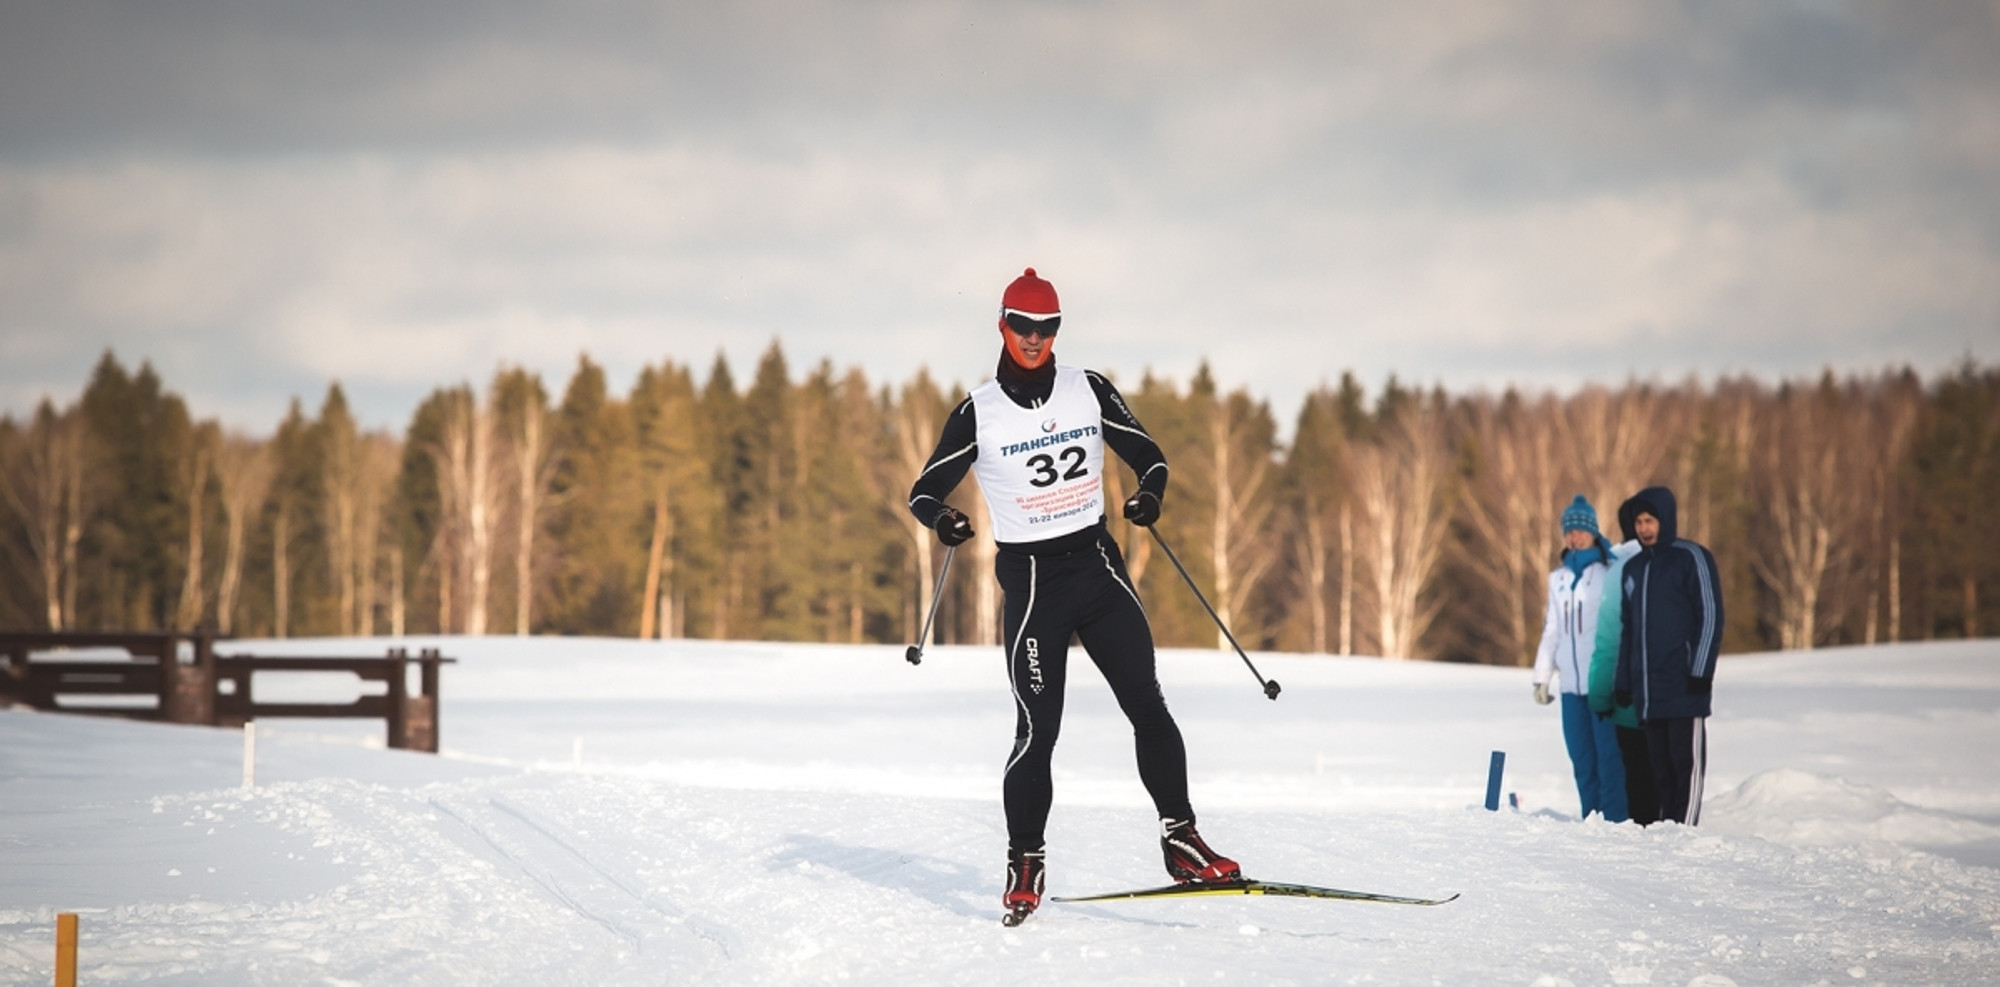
[1051,878,1458,907]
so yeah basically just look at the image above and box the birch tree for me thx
[213,435,273,636]
[1453,391,1564,666]
[494,369,556,636]
[1350,405,1453,659]
[1750,378,1863,649]
[173,422,219,630]
[0,402,88,630]
[1858,372,1921,643]
[431,387,501,635]
[1561,383,1678,530]
[886,372,948,644]
[1190,376,1280,650]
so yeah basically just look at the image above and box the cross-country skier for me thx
[907,267,1240,926]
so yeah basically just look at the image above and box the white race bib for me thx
[970,365,1107,544]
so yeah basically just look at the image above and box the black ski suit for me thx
[908,357,1191,852]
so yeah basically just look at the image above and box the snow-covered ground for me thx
[3,636,1998,985]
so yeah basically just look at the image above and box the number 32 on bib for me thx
[970,365,1108,543]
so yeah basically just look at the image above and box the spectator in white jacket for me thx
[1531,494,1626,821]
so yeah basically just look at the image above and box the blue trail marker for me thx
[1484,750,1506,811]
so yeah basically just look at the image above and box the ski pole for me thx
[905,544,956,665]
[1148,527,1281,700]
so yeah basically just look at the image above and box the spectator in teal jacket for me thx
[1587,496,1658,825]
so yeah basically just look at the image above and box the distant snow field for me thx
[3,637,1997,985]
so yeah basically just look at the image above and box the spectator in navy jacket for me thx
[1613,485,1723,826]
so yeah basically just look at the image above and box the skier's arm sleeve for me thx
[907,398,978,528]
[1614,573,1635,697]
[1530,571,1560,688]
[1086,370,1168,501]
[1686,544,1723,682]
[1586,567,1623,714]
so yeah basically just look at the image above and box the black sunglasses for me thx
[1004,312,1061,337]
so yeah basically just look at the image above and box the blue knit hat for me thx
[1560,494,1599,535]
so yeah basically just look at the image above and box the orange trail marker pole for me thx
[55,912,78,987]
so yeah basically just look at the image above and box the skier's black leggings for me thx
[998,526,1192,851]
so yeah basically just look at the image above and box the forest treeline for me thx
[3,348,1996,663]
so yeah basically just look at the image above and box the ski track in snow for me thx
[2,637,1998,984]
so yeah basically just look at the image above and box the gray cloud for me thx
[2,0,1996,433]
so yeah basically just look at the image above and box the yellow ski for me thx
[1051,878,1458,907]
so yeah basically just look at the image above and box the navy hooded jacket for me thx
[1613,486,1724,720]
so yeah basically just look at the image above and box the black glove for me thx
[1122,490,1162,527]
[933,506,973,546]
[1613,689,1631,708]
[1686,676,1712,695]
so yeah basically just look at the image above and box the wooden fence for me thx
[0,631,454,752]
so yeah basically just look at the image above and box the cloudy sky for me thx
[3,0,1996,433]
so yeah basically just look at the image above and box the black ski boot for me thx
[1001,847,1045,926]
[1161,817,1241,884]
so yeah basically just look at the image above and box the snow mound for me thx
[1704,768,2000,849]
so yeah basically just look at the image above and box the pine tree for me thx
[1124,370,1204,647]
[543,357,641,635]
[831,367,905,643]
[76,354,197,630]
[262,401,318,638]
[780,362,900,643]
[697,353,749,639]
[392,391,456,634]
[1909,361,2000,639]
[630,360,712,640]
[313,386,365,636]
[0,415,24,628]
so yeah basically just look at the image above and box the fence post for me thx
[403,649,441,753]
[163,632,216,726]
[386,647,409,749]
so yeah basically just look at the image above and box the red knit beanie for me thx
[1000,268,1060,320]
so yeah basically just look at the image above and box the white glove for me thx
[1533,681,1554,705]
